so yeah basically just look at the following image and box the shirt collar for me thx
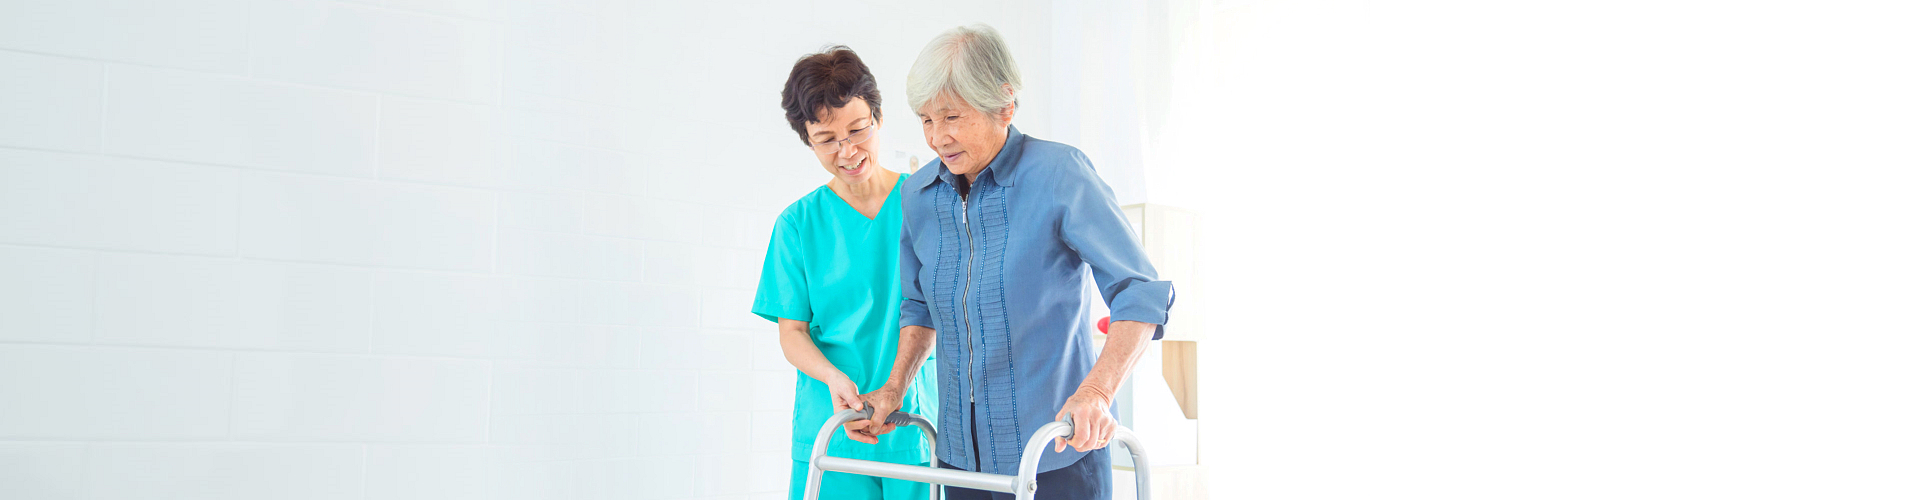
[912,125,1026,190]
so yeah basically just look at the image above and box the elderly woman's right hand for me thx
[844,384,904,444]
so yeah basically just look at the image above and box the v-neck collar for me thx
[824,173,904,222]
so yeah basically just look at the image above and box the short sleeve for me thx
[751,215,811,323]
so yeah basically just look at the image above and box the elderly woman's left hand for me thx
[1052,385,1117,452]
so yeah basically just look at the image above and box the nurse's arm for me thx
[777,318,864,415]
[846,325,934,444]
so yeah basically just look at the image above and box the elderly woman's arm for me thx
[1051,149,1177,452]
[845,325,934,444]
[1056,320,1155,452]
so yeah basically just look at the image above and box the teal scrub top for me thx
[752,172,937,463]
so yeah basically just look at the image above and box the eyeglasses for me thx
[809,123,877,155]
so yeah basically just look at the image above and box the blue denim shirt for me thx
[899,126,1175,475]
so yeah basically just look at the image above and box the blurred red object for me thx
[1097,316,1110,334]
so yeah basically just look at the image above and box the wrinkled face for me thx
[917,91,1011,179]
[803,97,883,185]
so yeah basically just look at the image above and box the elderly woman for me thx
[753,46,938,500]
[843,25,1174,500]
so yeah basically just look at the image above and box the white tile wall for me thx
[0,346,230,439]
[250,0,500,102]
[0,1,102,59]
[369,270,505,357]
[0,0,249,74]
[0,442,86,499]
[93,254,371,352]
[0,1,1048,498]
[375,0,501,20]
[505,277,621,324]
[498,190,586,233]
[497,229,619,279]
[364,444,508,500]
[503,139,647,195]
[619,283,702,328]
[377,96,503,187]
[230,353,491,442]
[583,194,707,242]
[94,0,252,74]
[612,369,701,413]
[103,65,380,176]
[237,172,494,271]
[0,246,95,344]
[0,149,239,254]
[0,51,102,152]
[703,288,764,330]
[87,443,363,500]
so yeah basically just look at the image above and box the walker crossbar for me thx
[802,406,1151,500]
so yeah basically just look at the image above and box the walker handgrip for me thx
[855,403,916,426]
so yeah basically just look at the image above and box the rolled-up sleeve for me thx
[1056,151,1175,339]
[899,211,935,329]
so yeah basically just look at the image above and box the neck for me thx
[835,167,894,200]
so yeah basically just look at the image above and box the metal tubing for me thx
[1114,427,1152,499]
[1011,418,1153,500]
[804,408,1152,500]
[816,456,1017,493]
[804,408,943,500]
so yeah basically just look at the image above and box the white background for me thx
[1180,1,1920,498]
[3,0,1918,499]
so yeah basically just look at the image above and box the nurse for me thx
[753,46,938,500]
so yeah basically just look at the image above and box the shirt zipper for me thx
[960,192,976,405]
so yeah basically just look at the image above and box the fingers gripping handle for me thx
[855,402,916,426]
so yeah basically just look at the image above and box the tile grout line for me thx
[0,47,486,106]
[96,62,109,154]
[0,142,795,214]
[0,339,503,365]
[371,95,383,180]
[225,353,239,440]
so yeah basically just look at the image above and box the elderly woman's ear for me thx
[997,84,1018,124]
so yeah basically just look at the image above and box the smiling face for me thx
[917,91,1013,180]
[804,97,883,185]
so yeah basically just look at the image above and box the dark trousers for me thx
[936,404,1111,500]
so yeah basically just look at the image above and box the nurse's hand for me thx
[827,373,864,416]
[845,385,903,444]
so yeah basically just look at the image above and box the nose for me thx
[837,141,861,163]
[928,127,953,149]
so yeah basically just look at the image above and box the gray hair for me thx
[906,24,1023,117]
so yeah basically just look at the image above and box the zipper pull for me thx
[961,199,967,224]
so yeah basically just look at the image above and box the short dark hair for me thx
[781,46,882,146]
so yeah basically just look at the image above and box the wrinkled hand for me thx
[1054,386,1116,453]
[845,385,903,444]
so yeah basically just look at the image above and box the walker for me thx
[801,406,1151,500]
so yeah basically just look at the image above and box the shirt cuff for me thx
[1108,280,1176,340]
[899,298,934,329]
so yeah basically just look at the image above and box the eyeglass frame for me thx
[808,120,878,155]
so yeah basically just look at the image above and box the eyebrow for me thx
[810,118,870,140]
